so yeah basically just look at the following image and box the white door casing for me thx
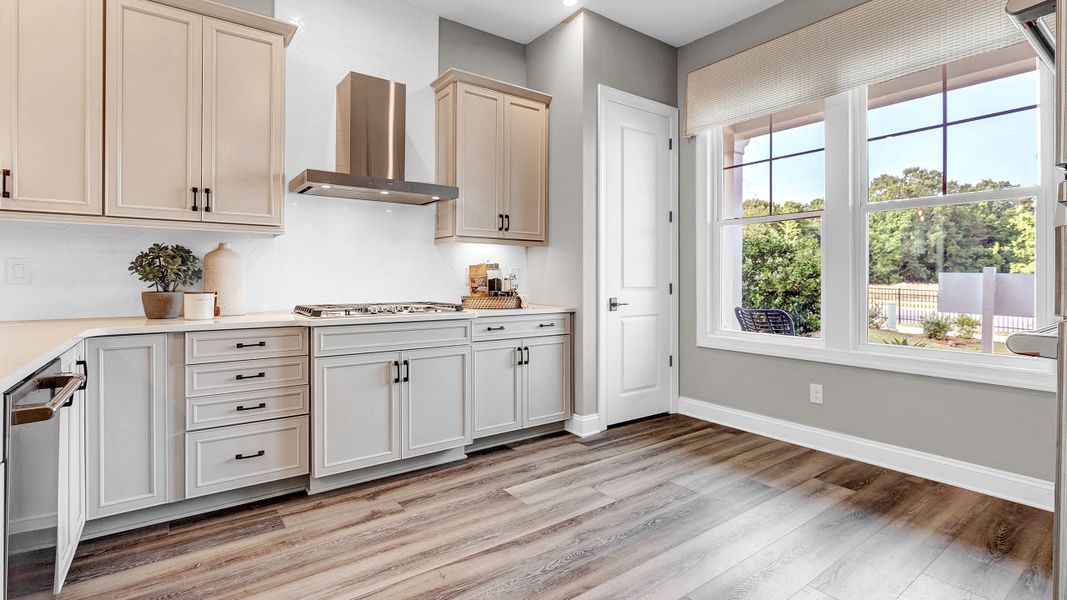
[598,86,678,427]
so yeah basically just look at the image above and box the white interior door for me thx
[601,89,675,426]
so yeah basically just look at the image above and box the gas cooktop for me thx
[294,302,464,318]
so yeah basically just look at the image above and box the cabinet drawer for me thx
[472,314,570,341]
[185,416,309,498]
[187,386,309,431]
[185,328,308,364]
[313,319,472,357]
[186,356,309,397]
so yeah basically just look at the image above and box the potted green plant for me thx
[129,243,203,319]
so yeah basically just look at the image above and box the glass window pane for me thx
[946,109,1038,191]
[722,162,769,219]
[723,115,770,167]
[868,65,943,139]
[868,129,944,201]
[722,218,822,338]
[772,151,825,214]
[771,100,825,157]
[947,70,1038,122]
[866,199,1036,355]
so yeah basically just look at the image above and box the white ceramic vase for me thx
[203,243,246,316]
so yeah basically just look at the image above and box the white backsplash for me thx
[0,0,527,321]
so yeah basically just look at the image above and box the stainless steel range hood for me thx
[287,72,458,205]
[1006,0,1056,69]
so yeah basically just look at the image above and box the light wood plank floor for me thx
[41,414,1055,599]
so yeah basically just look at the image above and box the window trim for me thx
[695,60,1057,392]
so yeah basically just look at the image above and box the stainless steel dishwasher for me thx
[3,355,86,598]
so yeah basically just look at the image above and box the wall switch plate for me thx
[5,258,31,285]
[809,383,823,405]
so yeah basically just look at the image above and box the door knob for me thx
[608,297,629,311]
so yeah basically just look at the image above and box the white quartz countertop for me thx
[0,305,574,393]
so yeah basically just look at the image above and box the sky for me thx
[727,69,1040,211]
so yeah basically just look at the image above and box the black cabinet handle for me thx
[75,359,88,391]
[235,450,265,460]
[504,214,510,231]
[1,168,10,199]
[538,323,556,328]
[204,187,212,212]
[487,326,506,332]
[236,341,266,349]
[402,360,410,382]
[517,347,524,365]
[523,346,530,365]
[393,360,401,383]
[236,403,266,412]
[498,214,504,231]
[235,372,266,381]
[190,186,200,211]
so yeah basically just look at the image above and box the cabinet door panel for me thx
[86,335,168,519]
[473,341,522,439]
[0,0,103,215]
[202,18,284,226]
[524,335,571,427]
[314,352,401,476]
[105,0,202,221]
[55,343,85,594]
[402,346,471,458]
[503,96,547,241]
[455,84,504,238]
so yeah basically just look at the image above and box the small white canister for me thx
[184,292,217,320]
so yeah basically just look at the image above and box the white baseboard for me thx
[679,397,1054,511]
[565,413,602,437]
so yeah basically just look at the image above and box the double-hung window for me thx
[698,43,1055,389]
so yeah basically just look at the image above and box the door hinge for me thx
[668,138,673,150]
[669,283,673,294]
[669,355,673,367]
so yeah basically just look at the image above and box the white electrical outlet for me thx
[809,383,823,405]
[5,258,31,285]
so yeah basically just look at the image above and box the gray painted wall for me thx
[675,0,1057,480]
[527,11,676,415]
[214,0,273,16]
[439,18,527,85]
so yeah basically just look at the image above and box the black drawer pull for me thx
[402,359,410,382]
[235,450,265,460]
[2,168,10,199]
[236,402,266,412]
[538,323,556,328]
[236,341,266,349]
[235,372,266,381]
[487,326,506,331]
[517,347,524,365]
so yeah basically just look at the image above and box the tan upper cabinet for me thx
[201,17,284,226]
[433,69,551,245]
[106,0,285,227]
[106,0,204,222]
[0,0,103,215]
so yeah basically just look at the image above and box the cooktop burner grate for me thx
[294,302,464,318]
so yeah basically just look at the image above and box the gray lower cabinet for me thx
[312,330,472,478]
[313,351,402,477]
[473,333,572,439]
[85,334,169,519]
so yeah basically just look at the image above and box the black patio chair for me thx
[734,307,797,336]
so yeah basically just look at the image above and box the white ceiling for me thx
[398,0,789,47]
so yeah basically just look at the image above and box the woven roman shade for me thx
[685,0,1025,136]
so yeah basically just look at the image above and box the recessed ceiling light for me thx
[321,184,332,189]
[380,190,390,195]
[431,196,441,200]
[562,0,577,6]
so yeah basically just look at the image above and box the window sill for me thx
[696,332,1056,392]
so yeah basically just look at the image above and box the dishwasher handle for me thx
[10,373,85,425]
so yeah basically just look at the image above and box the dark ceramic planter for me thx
[141,291,183,319]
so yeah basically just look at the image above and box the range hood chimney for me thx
[287,71,458,205]
[1005,0,1056,69]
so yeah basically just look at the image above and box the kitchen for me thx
[1,0,1064,598]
